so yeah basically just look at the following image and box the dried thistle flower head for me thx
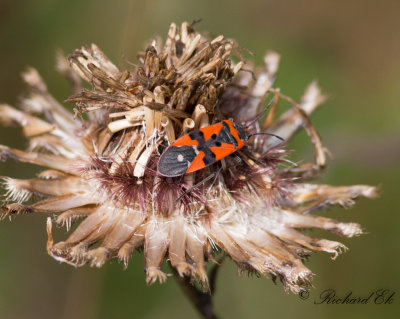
[0,21,377,293]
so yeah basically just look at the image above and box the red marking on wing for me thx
[237,139,245,149]
[209,143,237,161]
[172,134,199,147]
[223,120,245,149]
[186,151,206,173]
[200,122,224,141]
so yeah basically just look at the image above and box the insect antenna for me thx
[244,97,276,128]
[248,132,284,141]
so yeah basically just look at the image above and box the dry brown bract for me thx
[0,22,377,293]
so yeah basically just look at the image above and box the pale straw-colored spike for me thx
[180,22,189,44]
[233,61,244,75]
[20,94,45,113]
[211,35,224,44]
[71,44,120,84]
[29,135,77,158]
[264,207,363,237]
[95,127,114,156]
[160,116,175,143]
[101,210,145,250]
[56,206,96,231]
[78,208,120,244]
[235,61,254,87]
[271,227,348,260]
[89,43,120,77]
[168,216,193,277]
[108,118,141,133]
[70,58,99,87]
[109,107,145,121]
[201,58,223,75]
[182,118,195,131]
[178,34,202,67]
[144,97,155,138]
[124,107,147,123]
[164,23,177,69]
[46,217,54,255]
[109,111,132,118]
[222,43,233,59]
[207,222,250,263]
[185,225,209,287]
[291,184,378,208]
[144,218,170,284]
[118,225,146,268]
[192,104,207,129]
[0,104,56,136]
[65,206,109,244]
[176,44,212,75]
[264,51,281,76]
[184,67,208,87]
[0,145,80,174]
[1,176,85,198]
[30,193,99,213]
[151,36,163,53]
[127,135,146,166]
[133,143,156,178]
[154,111,163,131]
[243,228,299,266]
[22,68,77,132]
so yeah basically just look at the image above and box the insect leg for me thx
[207,166,223,192]
[176,170,219,203]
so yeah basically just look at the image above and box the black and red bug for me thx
[157,119,282,177]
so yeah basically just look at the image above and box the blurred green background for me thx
[0,0,399,318]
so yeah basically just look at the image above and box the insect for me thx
[157,119,282,177]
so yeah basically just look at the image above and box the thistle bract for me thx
[0,22,377,293]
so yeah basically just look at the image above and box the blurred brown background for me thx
[0,0,399,318]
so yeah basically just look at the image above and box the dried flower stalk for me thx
[1,21,377,308]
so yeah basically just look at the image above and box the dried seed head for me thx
[0,22,378,293]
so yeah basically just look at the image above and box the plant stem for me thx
[172,267,219,319]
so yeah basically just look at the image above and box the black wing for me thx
[157,145,197,177]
